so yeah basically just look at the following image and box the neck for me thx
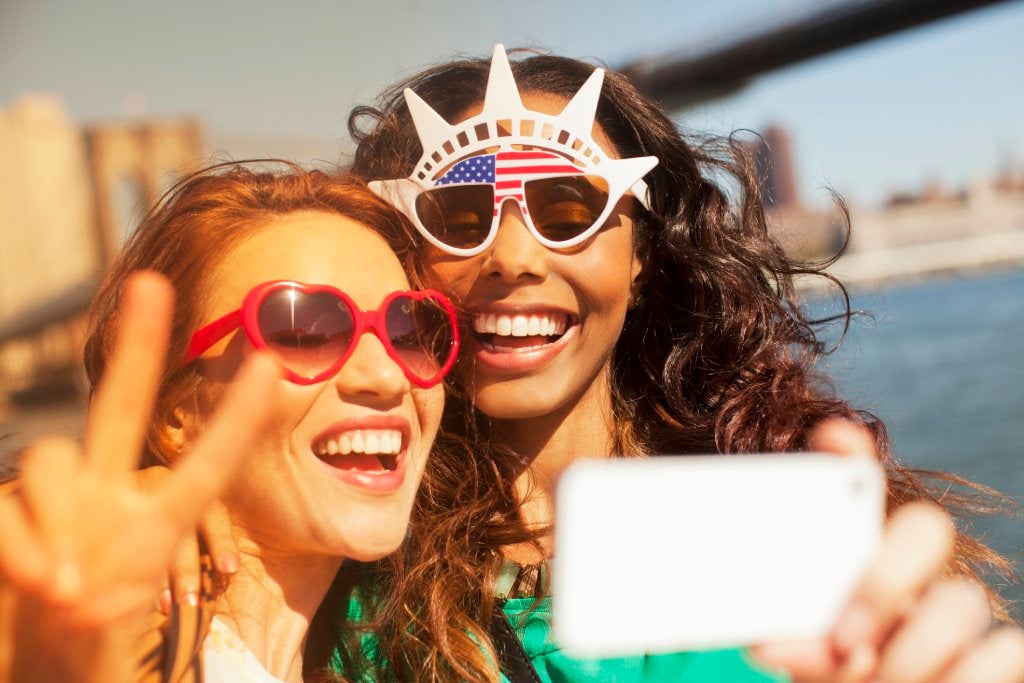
[215,538,343,683]
[491,365,617,565]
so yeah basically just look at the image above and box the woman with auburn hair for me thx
[0,163,461,682]
[339,45,1024,682]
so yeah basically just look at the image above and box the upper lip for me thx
[311,414,411,450]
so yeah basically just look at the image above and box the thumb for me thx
[808,418,878,459]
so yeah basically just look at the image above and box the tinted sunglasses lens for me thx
[524,175,611,243]
[257,289,354,379]
[384,295,456,383]
[415,185,494,249]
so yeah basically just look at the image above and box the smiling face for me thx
[423,93,644,423]
[188,211,443,561]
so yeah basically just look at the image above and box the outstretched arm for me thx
[0,272,280,683]
[751,419,1024,683]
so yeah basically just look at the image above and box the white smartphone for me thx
[552,453,884,657]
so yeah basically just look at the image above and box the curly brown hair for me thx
[338,49,1018,682]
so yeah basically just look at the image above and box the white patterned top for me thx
[202,618,287,683]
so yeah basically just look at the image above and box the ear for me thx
[160,404,198,464]
[627,253,648,310]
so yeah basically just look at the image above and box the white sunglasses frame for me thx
[369,156,656,257]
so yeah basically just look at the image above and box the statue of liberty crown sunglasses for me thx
[370,44,660,257]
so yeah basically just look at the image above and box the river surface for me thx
[811,267,1024,617]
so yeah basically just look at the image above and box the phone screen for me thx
[552,454,884,656]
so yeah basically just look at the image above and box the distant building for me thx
[822,175,1024,284]
[86,116,202,264]
[0,94,202,403]
[852,176,1024,252]
[0,96,97,398]
[752,124,1024,280]
[748,124,846,261]
[752,125,799,209]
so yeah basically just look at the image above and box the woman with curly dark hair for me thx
[335,45,1024,682]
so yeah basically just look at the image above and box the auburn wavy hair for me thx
[80,161,470,681]
[338,50,1018,681]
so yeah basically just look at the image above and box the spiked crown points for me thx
[403,44,616,183]
[399,45,655,195]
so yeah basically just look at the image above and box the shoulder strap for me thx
[489,601,542,683]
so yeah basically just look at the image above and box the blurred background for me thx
[1,0,1022,614]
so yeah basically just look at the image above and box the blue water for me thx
[812,268,1024,617]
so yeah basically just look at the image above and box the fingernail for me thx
[180,592,199,608]
[834,601,878,654]
[159,588,172,615]
[217,553,239,575]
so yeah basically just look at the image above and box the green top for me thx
[331,591,789,682]
[499,596,789,683]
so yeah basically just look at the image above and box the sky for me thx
[2,0,1022,207]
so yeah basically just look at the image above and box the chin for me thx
[473,382,572,421]
[343,532,409,562]
[325,514,412,562]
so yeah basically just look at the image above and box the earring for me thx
[631,293,647,310]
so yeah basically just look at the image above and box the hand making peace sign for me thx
[0,272,279,681]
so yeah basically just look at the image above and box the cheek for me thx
[245,383,322,455]
[218,386,321,507]
[424,256,479,300]
[568,240,637,311]
[412,385,445,445]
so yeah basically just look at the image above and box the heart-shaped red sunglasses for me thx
[184,281,460,387]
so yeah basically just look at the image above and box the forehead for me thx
[209,211,409,313]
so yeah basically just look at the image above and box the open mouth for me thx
[312,429,402,472]
[472,312,573,352]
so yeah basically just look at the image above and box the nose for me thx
[330,330,408,405]
[481,199,549,283]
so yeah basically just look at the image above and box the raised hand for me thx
[0,272,279,681]
[751,419,1024,683]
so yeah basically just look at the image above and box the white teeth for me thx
[314,429,402,457]
[472,312,570,337]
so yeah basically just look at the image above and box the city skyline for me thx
[2,0,1022,207]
